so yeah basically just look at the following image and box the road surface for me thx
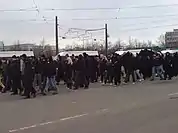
[0,79,178,133]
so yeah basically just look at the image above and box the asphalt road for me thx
[0,79,178,133]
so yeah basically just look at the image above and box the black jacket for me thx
[45,61,57,77]
[24,60,34,80]
[10,60,21,79]
[75,59,86,72]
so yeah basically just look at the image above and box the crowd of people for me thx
[0,49,177,99]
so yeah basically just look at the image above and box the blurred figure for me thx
[0,60,5,91]
[1,60,11,93]
[151,53,164,81]
[23,58,36,99]
[33,58,42,92]
[10,56,22,95]
[44,57,58,95]
[123,52,136,84]
[64,54,73,89]
[99,56,107,84]
[90,56,98,83]
[164,52,173,80]
[83,53,90,88]
[74,54,88,90]
[56,55,63,85]
[113,54,122,86]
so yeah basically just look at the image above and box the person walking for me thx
[23,58,36,99]
[44,57,58,95]
[10,56,22,95]
[74,55,87,90]
[33,58,42,92]
[0,60,5,91]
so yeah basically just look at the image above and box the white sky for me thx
[0,0,178,48]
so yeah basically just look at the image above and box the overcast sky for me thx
[0,0,178,47]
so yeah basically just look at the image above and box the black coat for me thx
[24,61,34,80]
[45,61,57,77]
[34,60,42,74]
[75,59,86,72]
[10,60,21,79]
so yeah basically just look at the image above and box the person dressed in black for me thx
[164,52,173,80]
[10,56,22,95]
[90,57,98,83]
[41,56,48,95]
[83,53,90,88]
[107,58,114,84]
[172,52,178,76]
[23,58,36,98]
[99,57,107,84]
[33,57,43,92]
[64,54,73,89]
[74,54,88,90]
[1,60,11,93]
[122,52,136,84]
[56,55,63,85]
[113,54,122,86]
[44,57,58,95]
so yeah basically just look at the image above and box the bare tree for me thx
[147,40,153,47]
[128,37,135,49]
[157,34,165,47]
[115,39,124,50]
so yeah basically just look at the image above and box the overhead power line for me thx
[1,3,178,12]
[120,3,178,9]
[39,3,178,11]
[120,17,178,27]
[71,13,178,21]
[69,28,105,31]
[43,7,118,11]
[1,13,178,22]
[0,8,36,12]
[120,23,178,32]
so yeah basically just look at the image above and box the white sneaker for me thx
[132,82,136,85]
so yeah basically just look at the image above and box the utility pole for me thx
[105,23,108,56]
[2,41,4,51]
[55,16,59,55]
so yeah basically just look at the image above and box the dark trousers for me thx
[90,71,97,82]
[114,71,121,85]
[12,78,21,94]
[108,71,114,83]
[125,69,136,83]
[41,75,47,92]
[100,71,104,83]
[74,71,88,89]
[164,66,173,79]
[66,70,73,89]
[4,76,11,91]
[24,78,35,97]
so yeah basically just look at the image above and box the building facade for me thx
[165,29,178,48]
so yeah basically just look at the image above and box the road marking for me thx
[168,92,178,96]
[95,108,109,114]
[8,108,109,133]
[9,113,88,133]
[60,113,88,121]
